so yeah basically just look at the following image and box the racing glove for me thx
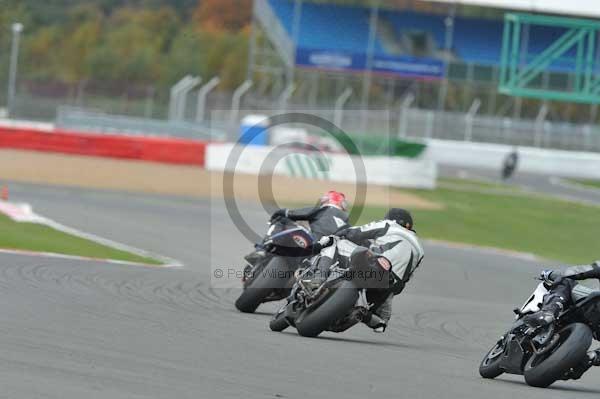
[270,209,288,222]
[312,236,335,253]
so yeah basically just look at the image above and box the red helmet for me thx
[319,191,348,211]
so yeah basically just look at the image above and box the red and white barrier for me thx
[0,125,207,166]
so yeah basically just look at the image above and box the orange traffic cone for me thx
[1,185,8,201]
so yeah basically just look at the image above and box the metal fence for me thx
[5,75,600,153]
[400,108,600,152]
[55,100,600,154]
[56,107,227,140]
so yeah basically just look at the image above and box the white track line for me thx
[0,202,183,267]
[40,218,183,267]
[0,248,174,267]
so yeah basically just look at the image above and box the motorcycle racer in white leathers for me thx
[311,208,424,332]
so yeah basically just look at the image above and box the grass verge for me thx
[0,214,162,265]
[568,179,600,190]
[357,184,600,264]
[438,177,521,192]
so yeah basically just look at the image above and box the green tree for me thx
[60,5,103,82]
[85,6,179,84]
[193,0,252,32]
[22,25,62,80]
[1,0,250,95]
[163,27,211,85]
[220,32,249,89]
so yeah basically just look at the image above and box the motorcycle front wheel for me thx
[524,323,592,388]
[235,257,288,313]
[479,341,505,379]
[269,307,290,332]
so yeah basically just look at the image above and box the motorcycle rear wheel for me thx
[524,323,592,388]
[296,280,358,338]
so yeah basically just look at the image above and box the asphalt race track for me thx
[441,165,600,205]
[0,182,598,398]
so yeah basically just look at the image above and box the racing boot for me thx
[522,310,557,328]
[522,298,565,328]
[364,312,387,333]
[588,349,600,367]
[566,349,600,380]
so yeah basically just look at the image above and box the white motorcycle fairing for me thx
[518,282,549,318]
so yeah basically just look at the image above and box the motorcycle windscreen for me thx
[519,283,549,317]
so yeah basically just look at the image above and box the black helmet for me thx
[385,208,414,230]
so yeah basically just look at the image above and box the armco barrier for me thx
[206,143,437,189]
[423,139,600,179]
[0,126,206,166]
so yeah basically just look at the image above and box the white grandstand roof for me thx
[430,0,600,19]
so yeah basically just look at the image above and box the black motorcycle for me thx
[479,281,600,387]
[234,217,315,313]
[269,237,393,337]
